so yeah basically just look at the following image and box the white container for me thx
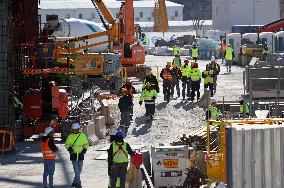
[151,145,189,188]
[242,33,258,43]
[226,33,241,61]
[259,32,274,52]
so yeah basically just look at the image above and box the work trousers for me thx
[145,103,155,121]
[213,76,217,93]
[120,110,131,127]
[171,80,180,97]
[43,160,55,188]
[181,76,190,99]
[110,163,128,188]
[72,160,84,186]
[225,60,232,73]
[191,80,201,101]
[204,83,214,97]
[163,80,172,102]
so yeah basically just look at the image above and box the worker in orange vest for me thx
[160,62,173,102]
[220,39,226,64]
[41,126,58,188]
[119,78,136,120]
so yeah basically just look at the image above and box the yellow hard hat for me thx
[167,61,172,66]
[145,82,151,88]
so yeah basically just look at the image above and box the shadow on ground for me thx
[131,121,152,137]
[156,102,168,110]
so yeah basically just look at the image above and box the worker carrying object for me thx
[160,62,173,102]
[225,44,234,74]
[108,130,134,188]
[139,82,158,123]
[143,69,159,93]
[206,98,222,127]
[170,63,182,98]
[173,55,182,68]
[180,60,191,100]
[191,43,199,62]
[173,45,181,56]
[65,123,89,188]
[41,126,58,188]
[120,79,136,120]
[118,88,133,131]
[202,64,215,97]
[209,56,220,93]
[189,62,202,101]
[239,98,250,118]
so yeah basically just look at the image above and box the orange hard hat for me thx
[184,59,189,64]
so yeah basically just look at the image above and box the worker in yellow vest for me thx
[173,55,182,68]
[173,45,181,56]
[191,43,199,62]
[206,98,222,127]
[239,98,250,118]
[202,64,215,97]
[189,62,202,101]
[108,130,134,188]
[225,44,234,74]
[180,60,191,100]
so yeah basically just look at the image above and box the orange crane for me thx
[153,0,169,32]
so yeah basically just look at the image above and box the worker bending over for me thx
[209,56,220,93]
[189,62,202,101]
[108,130,134,188]
[139,82,157,123]
[171,62,182,98]
[160,62,173,102]
[180,60,191,100]
[202,64,215,97]
[118,88,133,131]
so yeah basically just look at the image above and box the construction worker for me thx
[160,62,173,102]
[206,98,222,127]
[191,43,199,62]
[202,64,215,97]
[209,56,220,93]
[225,44,234,73]
[171,62,182,98]
[239,98,250,117]
[120,78,136,120]
[108,130,134,188]
[189,62,202,101]
[41,126,58,188]
[65,123,89,188]
[262,43,269,61]
[173,55,182,68]
[220,39,226,64]
[180,60,191,100]
[139,82,157,122]
[143,69,159,93]
[142,32,148,45]
[118,88,133,130]
[173,44,181,56]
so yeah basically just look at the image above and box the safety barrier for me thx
[0,130,14,154]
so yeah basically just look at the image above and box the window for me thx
[135,17,139,21]
[116,13,119,18]
[147,17,151,21]
[139,12,143,18]
[79,13,83,19]
[175,11,178,17]
[66,13,70,19]
[91,13,95,19]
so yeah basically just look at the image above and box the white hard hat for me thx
[211,98,217,103]
[211,56,215,61]
[71,123,80,130]
[44,127,54,135]
[111,130,118,136]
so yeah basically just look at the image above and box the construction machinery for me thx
[153,0,169,32]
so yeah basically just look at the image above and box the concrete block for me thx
[81,121,99,145]
[95,116,106,139]
[100,100,114,126]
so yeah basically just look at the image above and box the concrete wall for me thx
[213,0,280,32]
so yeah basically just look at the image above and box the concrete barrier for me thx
[81,120,99,145]
[100,100,114,126]
[95,116,106,139]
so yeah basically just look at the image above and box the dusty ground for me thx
[0,55,244,187]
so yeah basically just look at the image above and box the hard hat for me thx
[115,130,124,138]
[72,123,80,130]
[211,56,216,61]
[167,62,171,66]
[145,82,151,88]
[228,44,232,47]
[111,130,118,136]
[184,59,189,64]
[44,127,54,135]
[147,69,152,75]
[211,98,217,103]
[172,63,177,68]
[193,62,198,68]
[126,78,131,83]
[121,88,127,93]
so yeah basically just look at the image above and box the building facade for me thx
[212,0,280,32]
[39,0,183,25]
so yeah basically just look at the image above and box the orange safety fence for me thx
[0,130,14,154]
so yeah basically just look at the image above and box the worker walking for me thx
[180,60,191,100]
[191,43,199,62]
[160,62,173,102]
[202,64,215,97]
[170,63,182,98]
[239,98,250,118]
[209,56,220,93]
[65,123,89,188]
[108,130,134,188]
[225,44,234,74]
[120,78,136,120]
[143,70,159,93]
[41,127,58,188]
[139,82,157,122]
[189,63,202,101]
[118,88,133,131]
[173,45,181,56]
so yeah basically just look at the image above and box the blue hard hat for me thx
[115,130,124,137]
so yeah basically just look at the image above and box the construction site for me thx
[0,0,284,188]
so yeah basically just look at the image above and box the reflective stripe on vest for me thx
[225,47,233,61]
[140,89,157,101]
[190,68,201,81]
[192,48,198,57]
[162,69,172,81]
[112,142,128,163]
[203,70,214,84]
[41,138,56,160]
[240,104,250,113]
[173,46,180,55]
[181,65,191,77]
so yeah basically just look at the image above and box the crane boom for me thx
[153,0,168,32]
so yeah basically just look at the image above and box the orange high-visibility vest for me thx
[162,69,173,81]
[41,138,56,160]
